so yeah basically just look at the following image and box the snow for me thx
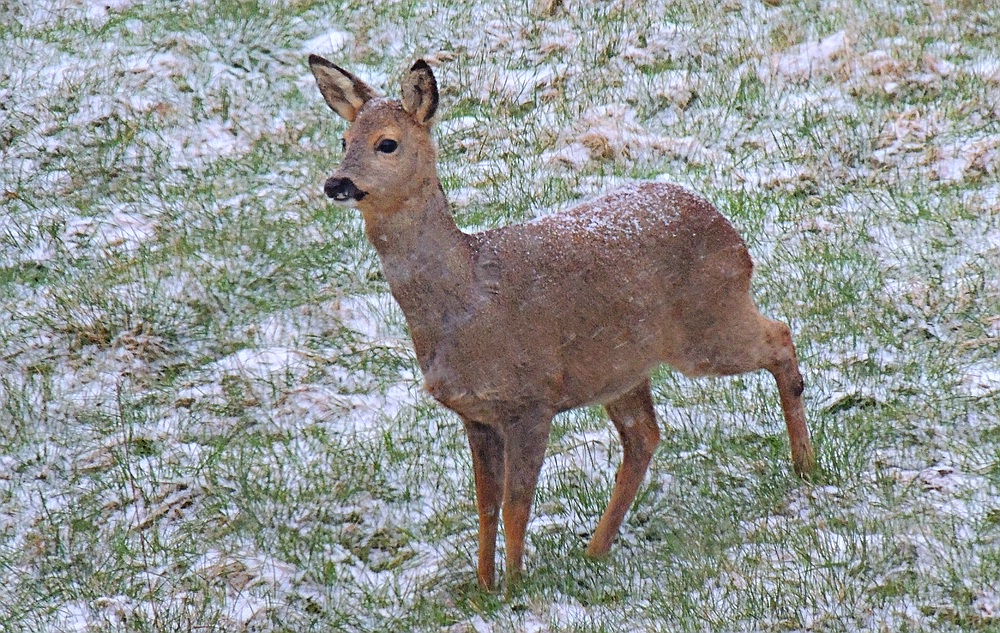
[471,65,564,107]
[62,207,159,255]
[2,0,999,630]
[761,30,851,81]
[301,29,352,56]
[542,141,591,169]
[961,363,1000,397]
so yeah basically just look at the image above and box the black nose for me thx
[324,177,367,201]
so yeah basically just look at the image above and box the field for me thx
[2,0,999,630]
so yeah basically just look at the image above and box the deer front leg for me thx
[501,408,554,584]
[587,379,661,558]
[463,419,505,590]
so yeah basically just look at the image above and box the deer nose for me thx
[324,177,367,202]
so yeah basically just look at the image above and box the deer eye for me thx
[376,139,398,154]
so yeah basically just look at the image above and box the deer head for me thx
[308,55,440,215]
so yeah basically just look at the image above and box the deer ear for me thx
[401,59,438,125]
[308,54,377,122]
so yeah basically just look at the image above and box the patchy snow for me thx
[542,142,591,169]
[761,30,851,81]
[3,0,1000,630]
[545,103,722,168]
[301,29,352,56]
[471,65,565,107]
[338,292,406,341]
[930,136,1000,183]
[969,56,1000,83]
[961,363,1000,397]
[62,207,159,255]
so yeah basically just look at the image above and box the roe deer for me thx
[308,55,816,589]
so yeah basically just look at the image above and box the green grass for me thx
[2,0,999,631]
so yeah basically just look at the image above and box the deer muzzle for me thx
[324,176,367,202]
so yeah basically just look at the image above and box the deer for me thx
[307,55,816,590]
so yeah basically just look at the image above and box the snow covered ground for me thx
[1,0,998,631]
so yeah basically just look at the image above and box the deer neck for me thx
[361,182,477,361]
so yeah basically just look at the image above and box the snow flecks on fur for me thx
[523,182,687,248]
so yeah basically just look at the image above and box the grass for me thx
[2,0,999,631]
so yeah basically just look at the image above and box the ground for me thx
[1,0,999,631]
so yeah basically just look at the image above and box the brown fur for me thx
[309,56,816,590]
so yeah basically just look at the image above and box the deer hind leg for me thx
[586,378,661,558]
[463,419,505,590]
[691,306,816,478]
[760,319,816,477]
[500,409,554,584]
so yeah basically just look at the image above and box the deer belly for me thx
[553,327,663,409]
